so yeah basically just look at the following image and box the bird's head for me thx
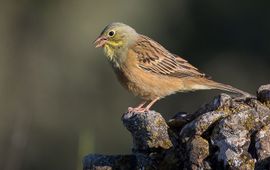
[94,22,138,61]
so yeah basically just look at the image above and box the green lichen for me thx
[216,105,231,114]
[227,159,233,166]
[155,118,165,126]
[243,114,256,131]
[263,101,270,108]
[162,139,173,149]
[227,153,255,169]
[231,104,250,114]
[146,125,151,131]
[239,154,255,169]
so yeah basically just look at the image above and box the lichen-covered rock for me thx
[255,124,270,169]
[83,84,270,170]
[180,93,233,142]
[211,108,256,169]
[257,84,270,106]
[167,112,190,129]
[186,136,210,169]
[83,154,136,170]
[122,111,173,150]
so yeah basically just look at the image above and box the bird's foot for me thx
[127,98,159,113]
[128,107,148,113]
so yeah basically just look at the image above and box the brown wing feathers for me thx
[133,35,207,79]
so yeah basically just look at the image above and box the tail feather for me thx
[204,79,252,97]
[188,78,252,97]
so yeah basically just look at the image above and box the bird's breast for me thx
[112,59,185,100]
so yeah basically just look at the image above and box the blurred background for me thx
[0,0,269,169]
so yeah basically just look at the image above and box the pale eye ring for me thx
[108,30,115,37]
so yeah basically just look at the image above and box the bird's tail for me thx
[190,78,252,97]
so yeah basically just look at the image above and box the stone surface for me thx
[83,84,270,170]
[180,93,233,142]
[122,110,173,150]
[255,124,270,169]
[211,108,256,169]
[257,84,270,106]
[187,136,210,169]
[83,154,136,170]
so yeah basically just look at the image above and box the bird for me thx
[93,22,251,112]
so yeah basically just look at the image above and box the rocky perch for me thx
[83,84,270,170]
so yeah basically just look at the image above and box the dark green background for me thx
[0,0,269,170]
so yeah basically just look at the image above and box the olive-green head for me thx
[94,22,138,60]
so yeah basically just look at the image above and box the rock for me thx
[186,136,210,169]
[83,84,270,170]
[255,124,270,169]
[122,111,173,151]
[257,84,270,106]
[167,112,190,129]
[83,154,136,170]
[180,93,233,142]
[211,108,256,169]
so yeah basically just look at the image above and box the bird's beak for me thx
[93,35,108,48]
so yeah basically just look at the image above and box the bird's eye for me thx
[108,30,115,37]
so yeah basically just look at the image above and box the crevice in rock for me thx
[248,130,258,160]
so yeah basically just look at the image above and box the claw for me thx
[127,97,160,113]
[128,107,148,113]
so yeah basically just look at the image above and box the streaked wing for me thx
[132,35,207,78]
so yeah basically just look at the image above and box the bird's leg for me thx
[144,97,160,111]
[128,97,160,113]
[128,101,147,112]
